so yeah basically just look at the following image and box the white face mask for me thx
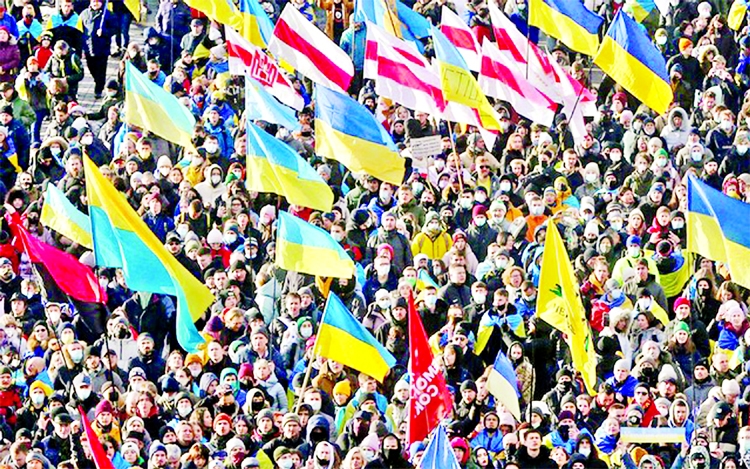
[211,175,222,185]
[610,221,623,231]
[628,246,641,258]
[77,388,91,400]
[610,152,622,163]
[579,447,591,458]
[585,173,598,183]
[738,145,749,155]
[530,206,544,216]
[377,299,391,310]
[691,151,703,161]
[656,36,667,45]
[425,295,437,308]
[31,393,45,406]
[278,460,293,469]
[434,160,445,171]
[205,142,219,153]
[633,121,643,132]
[224,233,237,244]
[721,120,733,132]
[638,298,652,310]
[475,217,487,227]
[81,135,93,146]
[308,400,322,412]
[158,166,170,176]
[500,182,512,192]
[375,265,390,276]
[331,232,344,242]
[473,293,486,304]
[672,220,685,230]
[178,405,193,418]
[70,349,83,363]
[300,325,314,339]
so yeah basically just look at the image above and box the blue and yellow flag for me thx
[246,121,333,212]
[687,174,750,290]
[83,157,214,353]
[276,211,355,278]
[314,86,405,185]
[729,0,748,30]
[313,293,397,382]
[487,350,521,420]
[184,0,272,48]
[623,0,657,23]
[125,62,196,150]
[431,25,501,131]
[593,10,672,115]
[40,183,92,249]
[245,76,299,131]
[537,222,598,393]
[529,0,603,56]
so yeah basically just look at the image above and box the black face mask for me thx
[315,458,330,467]
[251,400,264,412]
[382,448,400,463]
[109,390,119,402]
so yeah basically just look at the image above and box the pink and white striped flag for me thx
[364,22,444,115]
[440,6,480,72]
[268,4,354,93]
[479,39,558,127]
[225,26,304,111]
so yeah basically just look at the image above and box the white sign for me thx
[409,135,443,159]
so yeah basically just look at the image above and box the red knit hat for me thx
[674,297,691,311]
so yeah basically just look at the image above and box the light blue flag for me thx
[419,425,461,469]
[245,76,300,130]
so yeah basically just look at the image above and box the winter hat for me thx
[678,38,693,52]
[674,297,691,311]
[674,321,690,335]
[95,400,114,416]
[149,442,167,459]
[472,205,488,218]
[281,413,300,428]
[214,413,232,426]
[238,363,253,380]
[226,438,245,453]
[722,379,741,396]
[333,380,352,397]
[614,359,631,372]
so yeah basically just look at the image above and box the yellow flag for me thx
[537,223,598,393]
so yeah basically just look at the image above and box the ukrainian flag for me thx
[184,0,272,48]
[687,174,750,290]
[245,76,299,131]
[431,25,501,131]
[486,350,521,420]
[276,211,356,278]
[314,86,405,185]
[246,121,333,212]
[125,62,196,150]
[313,292,397,382]
[83,157,214,353]
[624,0,657,23]
[593,10,672,115]
[40,183,92,249]
[729,0,748,30]
[355,0,429,51]
[529,0,603,56]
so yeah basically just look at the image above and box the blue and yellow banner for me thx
[529,0,603,56]
[687,174,750,290]
[314,86,405,185]
[313,292,397,382]
[125,62,196,150]
[487,350,521,420]
[593,10,672,114]
[40,183,92,249]
[83,157,214,353]
[276,211,355,278]
[246,121,333,212]
[245,76,299,131]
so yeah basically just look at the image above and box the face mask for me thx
[81,136,93,146]
[377,299,391,310]
[672,220,685,230]
[517,3,525,10]
[205,143,219,153]
[721,120,733,132]
[224,234,237,244]
[656,36,667,45]
[500,182,512,192]
[610,221,623,231]
[412,181,424,194]
[633,121,643,132]
[475,217,487,227]
[315,458,330,467]
[638,298,652,310]
[178,406,192,418]
[300,325,314,339]
[331,232,344,242]
[70,349,83,363]
[610,152,622,163]
[628,246,641,258]
[475,193,487,203]
[691,151,703,162]
[77,388,91,400]
[425,295,437,308]
[495,258,508,269]
[278,460,293,469]
[585,173,598,183]
[500,121,511,132]
[579,447,591,458]
[610,288,622,298]
[375,265,390,276]
[738,145,749,155]
[434,160,446,171]
[530,206,544,216]
[473,293,486,304]
[460,198,473,209]
[211,175,221,185]
[50,146,61,156]
[189,367,202,378]
[30,393,45,406]
[309,400,322,412]
[656,158,668,168]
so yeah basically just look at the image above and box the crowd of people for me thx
[0,0,749,468]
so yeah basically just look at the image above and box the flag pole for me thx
[293,292,330,413]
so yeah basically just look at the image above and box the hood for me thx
[220,367,237,383]
[145,27,161,40]
[306,414,331,442]
[203,163,223,179]
[639,455,663,469]
[667,107,689,131]
[199,373,218,394]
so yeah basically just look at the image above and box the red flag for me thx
[79,406,116,469]
[6,213,106,303]
[408,293,452,444]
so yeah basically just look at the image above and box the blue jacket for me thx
[340,23,366,71]
[471,429,503,456]
[203,119,234,158]
[717,321,744,351]
[605,375,639,398]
